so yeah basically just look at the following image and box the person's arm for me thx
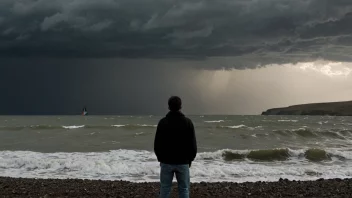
[189,120,197,166]
[154,120,162,162]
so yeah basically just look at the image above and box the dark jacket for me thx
[154,111,197,165]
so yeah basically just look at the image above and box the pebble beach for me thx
[1,177,352,198]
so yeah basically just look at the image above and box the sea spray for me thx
[1,149,352,182]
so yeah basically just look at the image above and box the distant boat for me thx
[82,107,88,116]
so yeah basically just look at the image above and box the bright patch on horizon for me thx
[296,61,352,77]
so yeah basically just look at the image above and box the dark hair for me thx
[168,96,182,112]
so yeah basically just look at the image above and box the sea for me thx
[1,115,352,183]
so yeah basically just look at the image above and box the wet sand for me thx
[1,177,352,198]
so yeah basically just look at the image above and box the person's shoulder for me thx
[158,117,167,125]
[184,116,194,124]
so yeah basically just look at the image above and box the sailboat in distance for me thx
[82,106,88,116]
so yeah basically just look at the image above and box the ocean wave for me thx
[318,121,329,125]
[0,124,157,131]
[198,148,347,162]
[228,128,351,141]
[62,125,85,129]
[75,124,157,130]
[111,124,157,129]
[204,120,224,123]
[0,125,63,130]
[222,124,247,129]
[292,128,317,137]
[218,125,263,131]
[111,125,125,127]
[272,128,348,139]
[1,149,352,183]
[338,130,352,136]
[278,120,298,122]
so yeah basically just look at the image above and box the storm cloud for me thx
[1,0,352,115]
[0,58,209,115]
[1,0,352,67]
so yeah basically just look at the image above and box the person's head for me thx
[168,96,182,112]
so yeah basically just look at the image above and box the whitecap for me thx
[112,125,125,127]
[204,120,224,123]
[62,125,85,129]
[138,124,157,127]
[0,149,352,183]
[224,125,247,129]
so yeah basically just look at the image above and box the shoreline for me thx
[1,177,352,197]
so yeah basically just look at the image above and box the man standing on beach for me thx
[154,96,197,198]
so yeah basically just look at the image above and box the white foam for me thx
[326,148,352,160]
[225,125,247,129]
[138,124,157,127]
[204,120,224,123]
[247,126,263,130]
[291,128,309,132]
[278,120,298,122]
[318,121,329,125]
[112,125,125,127]
[62,125,85,129]
[1,149,352,183]
[111,124,156,128]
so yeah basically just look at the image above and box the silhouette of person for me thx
[154,96,197,198]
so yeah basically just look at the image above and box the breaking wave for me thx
[62,125,85,129]
[209,148,340,162]
[204,120,225,123]
[272,128,349,139]
[111,124,157,129]
[278,120,298,122]
[222,124,247,129]
[215,126,351,140]
[0,125,63,130]
[1,148,352,183]
[0,124,157,131]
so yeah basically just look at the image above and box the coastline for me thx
[261,100,352,116]
[1,177,351,197]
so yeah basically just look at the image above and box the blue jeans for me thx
[159,163,190,198]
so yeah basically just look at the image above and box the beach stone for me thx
[2,177,352,198]
[200,181,207,186]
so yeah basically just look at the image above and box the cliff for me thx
[261,101,352,116]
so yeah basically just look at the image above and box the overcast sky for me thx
[1,0,352,115]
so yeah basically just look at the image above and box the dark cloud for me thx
[1,0,352,115]
[0,58,207,115]
[1,0,352,67]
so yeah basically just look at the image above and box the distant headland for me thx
[262,101,352,116]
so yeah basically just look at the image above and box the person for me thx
[154,96,197,198]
